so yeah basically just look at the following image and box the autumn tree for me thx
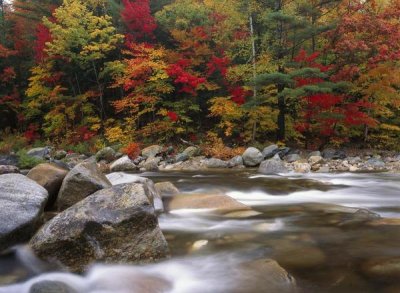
[26,0,123,140]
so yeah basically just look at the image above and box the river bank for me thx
[0,145,400,292]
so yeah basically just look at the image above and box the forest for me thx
[1,0,400,155]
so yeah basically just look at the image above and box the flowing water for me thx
[1,170,400,292]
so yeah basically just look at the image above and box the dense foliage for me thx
[0,0,399,151]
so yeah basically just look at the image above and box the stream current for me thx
[1,170,400,292]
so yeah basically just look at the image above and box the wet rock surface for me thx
[0,174,48,252]
[30,183,169,272]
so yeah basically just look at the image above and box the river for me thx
[1,170,400,292]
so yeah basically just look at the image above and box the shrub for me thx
[17,150,45,169]
[202,132,245,160]
[121,142,141,159]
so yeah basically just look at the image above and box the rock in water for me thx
[27,163,69,209]
[0,174,48,251]
[235,258,297,293]
[258,155,288,174]
[154,182,180,197]
[262,145,279,159]
[182,146,200,158]
[56,162,111,211]
[106,172,164,213]
[29,183,169,273]
[242,147,263,167]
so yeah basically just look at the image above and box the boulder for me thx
[56,162,111,211]
[0,154,18,166]
[168,194,251,214]
[293,162,311,173]
[53,150,67,160]
[242,147,263,167]
[154,182,180,197]
[262,145,279,159]
[0,174,48,251]
[95,147,116,163]
[308,155,323,165]
[235,258,297,293]
[322,148,346,160]
[203,158,229,169]
[366,158,386,168]
[182,146,200,158]
[110,156,137,172]
[0,165,19,175]
[27,163,69,209]
[228,155,244,168]
[142,157,161,171]
[141,145,163,159]
[286,154,301,163]
[30,183,169,272]
[27,147,52,160]
[29,280,77,293]
[106,172,163,212]
[308,151,321,157]
[361,258,400,281]
[258,155,288,174]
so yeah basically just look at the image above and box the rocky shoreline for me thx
[0,144,400,292]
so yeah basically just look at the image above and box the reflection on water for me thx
[1,170,400,292]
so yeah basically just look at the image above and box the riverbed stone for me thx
[0,174,48,252]
[110,155,137,172]
[106,172,163,212]
[293,162,311,173]
[29,280,77,293]
[258,155,288,174]
[154,182,180,197]
[262,145,279,159]
[235,258,297,293]
[242,147,263,167]
[309,151,321,157]
[168,193,251,214]
[141,145,163,158]
[0,165,19,175]
[322,148,346,160]
[56,162,111,211]
[30,183,169,273]
[361,257,400,281]
[27,163,69,209]
[95,147,116,163]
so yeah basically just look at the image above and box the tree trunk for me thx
[249,14,258,142]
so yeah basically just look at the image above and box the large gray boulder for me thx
[106,172,163,212]
[56,162,111,211]
[154,182,180,197]
[27,163,69,208]
[259,155,288,174]
[242,147,263,167]
[0,174,48,251]
[30,183,169,272]
[110,155,137,172]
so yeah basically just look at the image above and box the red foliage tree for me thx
[121,0,157,40]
